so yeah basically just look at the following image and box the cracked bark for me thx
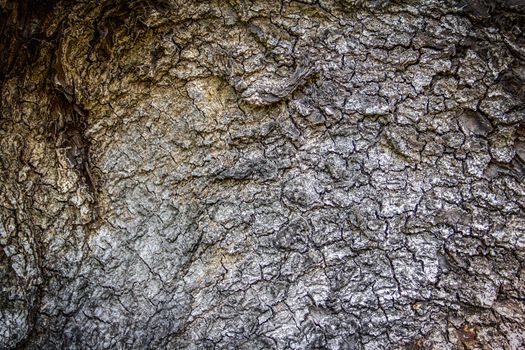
[1,0,525,349]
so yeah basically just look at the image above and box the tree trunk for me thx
[1,0,524,348]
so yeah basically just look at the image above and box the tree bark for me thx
[1,0,524,348]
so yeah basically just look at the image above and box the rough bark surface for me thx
[1,0,525,349]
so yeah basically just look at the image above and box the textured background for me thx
[1,0,524,348]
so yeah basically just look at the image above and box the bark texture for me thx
[1,0,525,349]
